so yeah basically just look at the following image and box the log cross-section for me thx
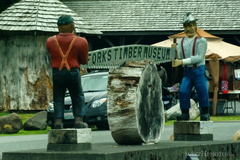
[107,61,165,145]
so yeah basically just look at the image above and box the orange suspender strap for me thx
[52,35,78,71]
[181,36,198,69]
[192,36,198,56]
[181,37,187,69]
[181,37,186,58]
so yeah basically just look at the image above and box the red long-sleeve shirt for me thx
[46,33,88,69]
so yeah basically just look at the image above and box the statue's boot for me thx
[176,109,190,121]
[74,116,88,128]
[200,107,210,121]
[54,118,63,129]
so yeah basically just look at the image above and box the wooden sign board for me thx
[82,45,175,68]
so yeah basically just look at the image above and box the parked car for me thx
[47,71,109,130]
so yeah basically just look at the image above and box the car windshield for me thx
[81,74,108,92]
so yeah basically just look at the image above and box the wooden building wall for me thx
[0,35,53,111]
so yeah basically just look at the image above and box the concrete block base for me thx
[47,143,91,151]
[47,128,92,151]
[3,141,240,160]
[174,121,213,141]
[174,134,213,141]
[174,121,213,134]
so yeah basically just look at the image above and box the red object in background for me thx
[221,63,229,94]
[222,90,229,94]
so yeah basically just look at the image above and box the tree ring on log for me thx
[107,61,165,145]
[136,63,165,143]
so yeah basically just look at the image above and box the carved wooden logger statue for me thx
[107,61,165,145]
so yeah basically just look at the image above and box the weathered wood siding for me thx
[0,35,53,110]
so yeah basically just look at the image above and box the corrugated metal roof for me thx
[0,0,102,34]
[61,0,240,32]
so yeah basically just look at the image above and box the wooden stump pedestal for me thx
[107,61,165,145]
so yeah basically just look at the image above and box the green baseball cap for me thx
[57,15,74,26]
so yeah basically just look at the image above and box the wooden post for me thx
[107,61,165,145]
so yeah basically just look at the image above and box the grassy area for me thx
[165,115,240,125]
[0,127,51,137]
[0,112,34,123]
[0,112,240,136]
[0,112,51,136]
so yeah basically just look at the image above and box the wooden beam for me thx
[119,36,125,45]
[134,36,144,44]
[103,37,115,47]
[234,36,240,45]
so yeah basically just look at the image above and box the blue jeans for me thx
[179,65,209,109]
[52,68,85,118]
